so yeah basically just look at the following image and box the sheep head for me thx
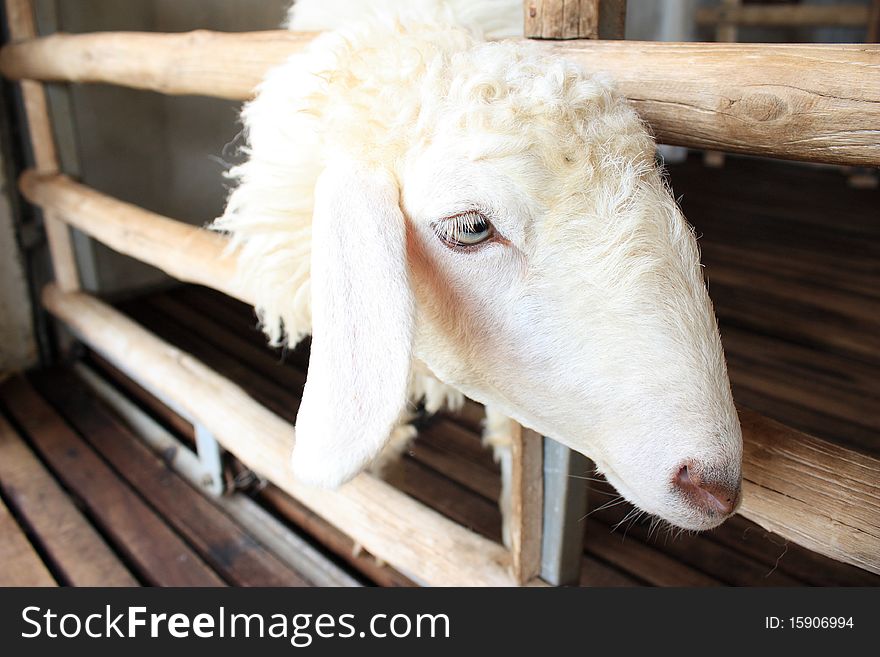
[218,17,743,531]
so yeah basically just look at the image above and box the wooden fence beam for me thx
[533,39,880,167]
[738,409,879,575]
[0,29,311,100]
[2,31,877,166]
[4,0,79,290]
[24,171,880,574]
[509,424,544,584]
[18,171,246,302]
[41,284,519,587]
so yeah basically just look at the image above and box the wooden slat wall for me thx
[871,0,880,42]
[668,156,880,458]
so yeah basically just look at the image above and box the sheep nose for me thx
[674,463,741,515]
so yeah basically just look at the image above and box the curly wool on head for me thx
[214,10,651,350]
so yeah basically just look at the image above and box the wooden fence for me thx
[2,0,878,582]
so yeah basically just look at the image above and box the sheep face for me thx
[221,26,742,531]
[395,44,743,531]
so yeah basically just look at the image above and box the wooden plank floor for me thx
[0,373,335,587]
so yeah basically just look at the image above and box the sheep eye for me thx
[434,211,494,249]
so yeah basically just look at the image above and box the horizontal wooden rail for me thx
[739,409,879,574]
[24,171,880,574]
[0,30,313,101]
[19,171,246,302]
[538,40,880,167]
[1,31,878,166]
[41,284,517,586]
[696,5,870,28]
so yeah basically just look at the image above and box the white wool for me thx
[215,1,743,531]
[285,0,524,39]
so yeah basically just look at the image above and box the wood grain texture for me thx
[738,408,880,575]
[583,519,722,587]
[41,285,519,586]
[2,31,878,165]
[3,0,79,290]
[262,486,416,588]
[0,413,137,586]
[535,40,880,166]
[0,29,312,100]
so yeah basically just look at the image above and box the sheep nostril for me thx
[674,463,740,516]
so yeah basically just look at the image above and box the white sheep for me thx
[215,0,744,538]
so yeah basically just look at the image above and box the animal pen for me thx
[0,0,878,587]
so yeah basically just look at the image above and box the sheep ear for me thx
[291,161,414,487]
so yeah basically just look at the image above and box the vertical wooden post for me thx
[597,0,627,40]
[525,0,626,40]
[5,0,79,291]
[525,0,600,39]
[869,0,880,43]
[509,423,544,584]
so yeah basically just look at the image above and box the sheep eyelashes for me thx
[433,211,496,249]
